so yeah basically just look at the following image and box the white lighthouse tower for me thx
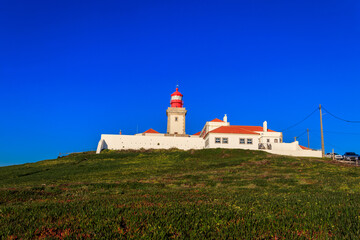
[166,86,187,136]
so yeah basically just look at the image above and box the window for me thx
[175,117,178,121]
[247,138,253,144]
[239,138,245,144]
[172,96,182,100]
[222,138,228,144]
[215,137,221,143]
[267,139,270,143]
[274,139,278,143]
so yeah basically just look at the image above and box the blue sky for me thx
[1,0,360,166]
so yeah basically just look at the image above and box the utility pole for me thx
[307,128,310,149]
[319,104,325,157]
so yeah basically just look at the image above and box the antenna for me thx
[307,128,310,148]
[176,80,179,89]
[319,104,325,158]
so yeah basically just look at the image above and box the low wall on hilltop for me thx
[96,134,204,153]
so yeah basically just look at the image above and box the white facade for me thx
[205,133,260,150]
[200,120,230,138]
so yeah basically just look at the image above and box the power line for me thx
[295,129,307,139]
[324,130,360,136]
[324,139,347,153]
[281,107,319,132]
[322,106,360,123]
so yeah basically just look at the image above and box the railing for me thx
[258,143,272,150]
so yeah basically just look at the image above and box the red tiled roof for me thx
[300,145,311,150]
[193,131,201,135]
[210,118,224,122]
[236,126,277,132]
[143,128,160,134]
[209,126,260,135]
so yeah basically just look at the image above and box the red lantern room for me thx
[170,86,183,108]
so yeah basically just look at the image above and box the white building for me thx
[96,87,321,158]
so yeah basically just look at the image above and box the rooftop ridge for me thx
[210,118,224,122]
[143,128,160,134]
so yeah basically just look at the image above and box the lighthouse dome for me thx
[170,87,183,108]
[171,88,183,97]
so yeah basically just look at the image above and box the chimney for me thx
[263,121,268,132]
[119,130,122,135]
[223,114,228,123]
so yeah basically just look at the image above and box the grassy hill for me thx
[1,149,360,239]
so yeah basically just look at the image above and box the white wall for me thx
[203,133,322,158]
[96,134,204,153]
[267,141,322,157]
[271,142,298,151]
[265,148,322,157]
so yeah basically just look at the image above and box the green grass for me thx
[1,148,360,239]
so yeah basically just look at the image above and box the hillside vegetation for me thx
[1,149,360,239]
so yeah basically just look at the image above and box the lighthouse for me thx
[166,86,187,135]
[96,84,322,157]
